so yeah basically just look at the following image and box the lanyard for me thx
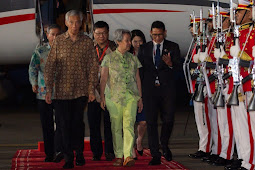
[96,42,109,62]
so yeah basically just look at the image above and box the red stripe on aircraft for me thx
[0,13,35,26]
[93,9,184,14]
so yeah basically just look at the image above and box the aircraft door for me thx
[37,0,93,36]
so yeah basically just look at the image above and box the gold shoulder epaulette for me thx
[222,54,229,60]
[239,51,252,61]
[205,57,213,62]
[239,22,253,31]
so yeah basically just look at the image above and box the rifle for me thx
[228,0,254,106]
[201,7,212,100]
[186,11,199,95]
[227,1,241,106]
[212,1,227,107]
[194,8,213,102]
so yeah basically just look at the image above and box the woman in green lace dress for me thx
[100,29,143,167]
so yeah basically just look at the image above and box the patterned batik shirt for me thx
[44,31,98,100]
[29,43,51,100]
[101,49,142,105]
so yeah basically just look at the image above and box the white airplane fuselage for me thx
[0,0,231,65]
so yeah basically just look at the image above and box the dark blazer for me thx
[138,39,181,97]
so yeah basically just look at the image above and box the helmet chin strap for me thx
[240,10,248,25]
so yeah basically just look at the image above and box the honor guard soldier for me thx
[197,8,219,164]
[227,0,255,169]
[209,8,235,166]
[188,14,213,159]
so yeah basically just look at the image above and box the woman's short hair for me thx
[65,10,83,22]
[113,29,131,44]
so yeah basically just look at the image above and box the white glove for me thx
[252,46,255,58]
[193,48,200,63]
[230,39,240,58]
[214,48,221,59]
[199,47,208,62]
[220,45,227,58]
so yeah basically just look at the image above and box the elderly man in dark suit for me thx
[138,21,181,165]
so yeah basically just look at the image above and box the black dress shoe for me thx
[92,155,101,161]
[137,149,143,156]
[239,167,248,170]
[162,148,172,161]
[105,153,115,161]
[207,154,219,164]
[224,159,242,170]
[212,157,227,166]
[201,152,212,162]
[53,152,64,163]
[76,156,85,166]
[189,150,206,159]
[44,155,54,162]
[149,157,161,165]
[63,161,74,169]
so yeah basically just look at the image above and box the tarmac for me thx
[0,101,226,170]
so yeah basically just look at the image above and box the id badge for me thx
[155,76,160,86]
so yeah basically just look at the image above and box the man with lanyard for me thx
[87,21,116,161]
[228,0,255,169]
[138,20,181,165]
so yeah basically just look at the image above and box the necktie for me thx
[154,44,161,68]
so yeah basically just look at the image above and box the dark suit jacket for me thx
[138,39,181,97]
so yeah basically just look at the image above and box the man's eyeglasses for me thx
[151,34,164,38]
[94,32,108,36]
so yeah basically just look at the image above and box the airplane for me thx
[0,0,231,102]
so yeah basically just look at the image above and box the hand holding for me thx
[137,98,143,113]
[45,92,52,104]
[32,85,38,93]
[100,96,106,111]
[252,46,255,58]
[214,48,221,59]
[230,39,240,58]
[193,48,200,63]
[88,94,96,102]
[162,52,172,67]
[199,47,208,62]
[219,45,226,58]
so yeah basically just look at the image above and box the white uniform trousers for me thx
[241,91,255,170]
[207,97,221,155]
[217,88,234,160]
[230,88,254,170]
[193,98,212,153]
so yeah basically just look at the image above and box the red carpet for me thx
[11,142,187,169]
